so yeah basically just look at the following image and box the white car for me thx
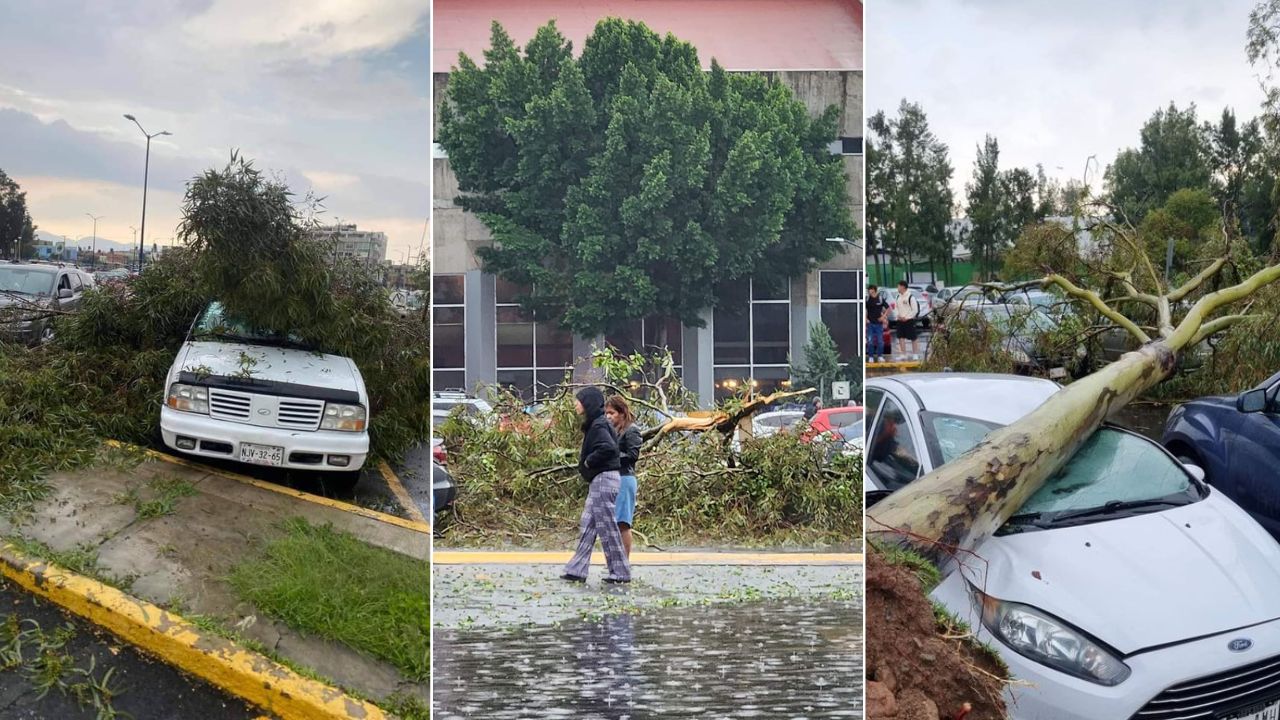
[160,302,371,481]
[867,373,1280,720]
[752,409,806,438]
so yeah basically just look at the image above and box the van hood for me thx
[174,341,363,395]
[959,492,1280,655]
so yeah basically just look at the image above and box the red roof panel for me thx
[434,0,863,72]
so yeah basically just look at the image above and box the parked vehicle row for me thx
[0,262,96,345]
[866,371,1280,720]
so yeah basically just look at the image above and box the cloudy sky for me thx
[869,0,1271,207]
[0,1,430,262]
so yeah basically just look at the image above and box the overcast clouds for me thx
[868,0,1270,207]
[0,0,430,261]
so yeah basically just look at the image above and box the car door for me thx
[865,387,926,499]
[1225,380,1280,537]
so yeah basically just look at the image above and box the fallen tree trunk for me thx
[869,260,1280,562]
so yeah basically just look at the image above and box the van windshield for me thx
[192,302,315,351]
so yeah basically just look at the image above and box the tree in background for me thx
[867,101,954,283]
[438,20,855,337]
[1002,221,1082,281]
[965,135,1003,280]
[790,321,855,405]
[1105,103,1212,222]
[0,170,36,260]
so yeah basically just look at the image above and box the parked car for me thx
[932,284,989,328]
[1163,369,1280,538]
[957,303,1085,378]
[752,409,806,438]
[0,262,93,344]
[159,301,370,486]
[1000,288,1074,319]
[432,436,456,514]
[432,390,494,425]
[867,372,1280,720]
[809,406,863,435]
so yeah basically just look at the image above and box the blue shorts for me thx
[615,474,637,526]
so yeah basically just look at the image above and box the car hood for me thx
[175,341,362,394]
[959,493,1280,655]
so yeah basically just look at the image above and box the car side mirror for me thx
[1238,388,1269,413]
[1182,463,1206,483]
[57,288,72,299]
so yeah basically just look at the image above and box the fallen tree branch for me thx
[1043,273,1151,343]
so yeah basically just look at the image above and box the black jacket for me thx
[576,387,620,483]
[617,423,642,477]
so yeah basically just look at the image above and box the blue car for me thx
[1162,370,1280,538]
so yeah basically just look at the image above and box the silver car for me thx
[0,263,93,344]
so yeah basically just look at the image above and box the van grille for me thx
[1132,653,1280,719]
[276,399,324,430]
[209,389,252,420]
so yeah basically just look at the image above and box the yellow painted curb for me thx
[378,460,428,527]
[433,551,863,566]
[104,440,431,535]
[0,543,385,720]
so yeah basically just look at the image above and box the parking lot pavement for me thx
[0,578,258,720]
[433,554,859,629]
[396,444,432,522]
[433,557,862,718]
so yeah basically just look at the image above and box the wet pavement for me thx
[0,579,258,719]
[1111,401,1174,441]
[434,599,862,719]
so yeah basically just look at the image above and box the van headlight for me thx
[974,588,1130,686]
[166,383,209,414]
[321,403,366,432]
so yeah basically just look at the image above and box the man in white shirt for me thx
[893,280,921,360]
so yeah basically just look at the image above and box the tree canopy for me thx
[0,169,36,260]
[438,19,855,336]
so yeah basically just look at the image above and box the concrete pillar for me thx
[464,269,496,392]
[682,308,716,408]
[573,334,605,384]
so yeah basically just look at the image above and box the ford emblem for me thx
[257,408,271,416]
[1229,638,1253,653]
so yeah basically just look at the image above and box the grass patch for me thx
[115,474,198,520]
[229,518,429,681]
[872,541,941,591]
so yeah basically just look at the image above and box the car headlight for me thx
[321,403,367,432]
[166,383,209,414]
[974,588,1130,686]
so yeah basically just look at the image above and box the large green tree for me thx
[438,20,855,336]
[867,101,953,284]
[0,170,36,260]
[965,135,1004,280]
[1105,103,1212,222]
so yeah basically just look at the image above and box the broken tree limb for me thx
[869,259,1280,564]
[642,388,816,444]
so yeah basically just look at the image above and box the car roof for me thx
[870,373,1059,426]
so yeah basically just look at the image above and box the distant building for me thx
[308,224,388,265]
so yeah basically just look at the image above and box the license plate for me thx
[239,442,284,467]
[1222,700,1280,720]
[1049,366,1068,379]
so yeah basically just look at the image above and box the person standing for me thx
[605,396,642,559]
[893,280,921,360]
[866,284,889,363]
[562,387,631,584]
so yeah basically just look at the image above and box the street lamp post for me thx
[85,213,103,269]
[123,114,171,272]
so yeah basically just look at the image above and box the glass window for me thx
[433,370,465,392]
[714,307,751,365]
[752,303,790,365]
[433,275,464,305]
[496,278,529,305]
[752,277,789,301]
[496,369,535,402]
[864,388,885,438]
[922,412,1002,466]
[866,396,922,492]
[821,303,859,362]
[496,321,534,367]
[536,323,574,367]
[605,320,643,356]
[820,271,860,301]
[433,309,465,370]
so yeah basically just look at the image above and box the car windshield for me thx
[921,412,1199,530]
[825,410,862,428]
[838,420,864,441]
[980,306,1057,334]
[0,267,56,296]
[193,302,314,350]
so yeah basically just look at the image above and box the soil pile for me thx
[866,549,1007,720]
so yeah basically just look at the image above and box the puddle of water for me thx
[1111,402,1173,441]
[433,600,862,719]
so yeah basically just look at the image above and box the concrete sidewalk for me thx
[0,456,428,706]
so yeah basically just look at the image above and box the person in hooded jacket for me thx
[561,386,631,584]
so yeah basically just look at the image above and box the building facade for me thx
[309,224,388,266]
[433,0,865,406]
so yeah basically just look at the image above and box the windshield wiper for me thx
[1040,498,1186,524]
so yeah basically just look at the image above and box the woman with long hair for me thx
[561,386,631,584]
[605,395,642,559]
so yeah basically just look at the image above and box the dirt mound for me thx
[866,549,1007,720]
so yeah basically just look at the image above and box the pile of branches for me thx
[435,353,860,547]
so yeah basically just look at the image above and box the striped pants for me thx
[563,471,631,581]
